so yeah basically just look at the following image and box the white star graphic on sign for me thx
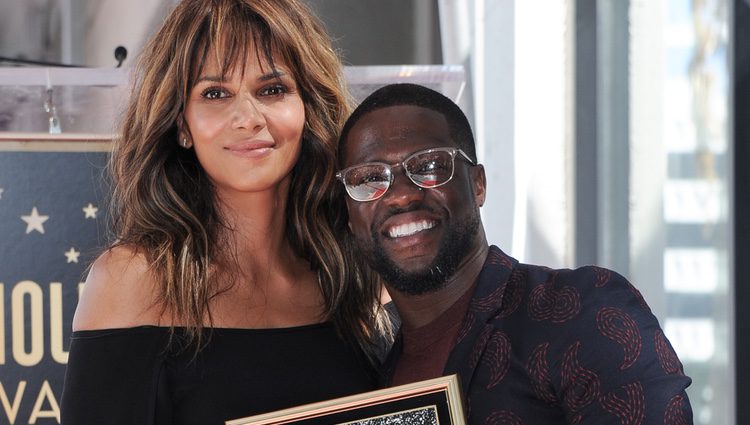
[21,207,49,234]
[64,247,81,263]
[83,203,99,219]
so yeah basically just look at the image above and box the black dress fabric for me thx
[61,323,376,425]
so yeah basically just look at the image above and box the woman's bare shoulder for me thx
[72,245,164,331]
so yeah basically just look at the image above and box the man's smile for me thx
[386,219,437,239]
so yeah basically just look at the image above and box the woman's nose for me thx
[231,95,266,131]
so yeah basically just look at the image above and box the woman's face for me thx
[183,48,305,199]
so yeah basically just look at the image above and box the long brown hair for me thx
[109,0,388,361]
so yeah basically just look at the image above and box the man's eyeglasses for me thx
[336,147,476,202]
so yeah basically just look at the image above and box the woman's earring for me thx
[180,136,193,149]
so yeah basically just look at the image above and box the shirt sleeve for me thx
[60,327,170,425]
[556,267,693,424]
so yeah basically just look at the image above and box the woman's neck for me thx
[210,185,324,328]
[214,177,310,284]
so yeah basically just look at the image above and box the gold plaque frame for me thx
[226,374,466,425]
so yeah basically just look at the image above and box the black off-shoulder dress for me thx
[61,323,376,425]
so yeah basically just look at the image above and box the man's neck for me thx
[387,243,489,330]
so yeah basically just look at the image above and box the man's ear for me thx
[472,164,487,207]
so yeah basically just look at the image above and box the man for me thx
[337,83,693,424]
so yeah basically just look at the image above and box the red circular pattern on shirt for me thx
[485,410,523,425]
[655,330,683,375]
[473,283,507,313]
[594,267,612,288]
[525,342,557,404]
[528,281,581,323]
[596,307,642,370]
[487,248,514,268]
[599,381,645,425]
[561,341,600,413]
[455,310,476,345]
[482,330,512,389]
[664,394,689,425]
[496,269,526,319]
[468,326,494,372]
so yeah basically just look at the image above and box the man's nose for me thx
[381,168,424,207]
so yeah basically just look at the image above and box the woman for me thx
[60,0,387,423]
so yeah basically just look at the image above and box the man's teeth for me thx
[388,220,436,238]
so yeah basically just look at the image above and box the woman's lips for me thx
[225,140,275,158]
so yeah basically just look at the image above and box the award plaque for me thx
[226,374,466,425]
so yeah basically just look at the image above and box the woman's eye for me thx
[259,85,288,97]
[201,87,229,100]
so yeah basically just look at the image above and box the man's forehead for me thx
[350,122,427,145]
[354,104,446,127]
[344,105,452,163]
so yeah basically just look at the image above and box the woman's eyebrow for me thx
[194,75,223,84]
[194,70,287,84]
[258,70,288,81]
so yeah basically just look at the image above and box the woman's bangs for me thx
[212,8,285,82]
[182,2,300,104]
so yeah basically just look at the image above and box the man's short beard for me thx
[365,210,481,296]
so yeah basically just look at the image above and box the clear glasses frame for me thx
[336,146,476,202]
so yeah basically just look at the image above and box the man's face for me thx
[341,105,486,295]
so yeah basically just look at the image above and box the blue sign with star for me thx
[0,146,110,424]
